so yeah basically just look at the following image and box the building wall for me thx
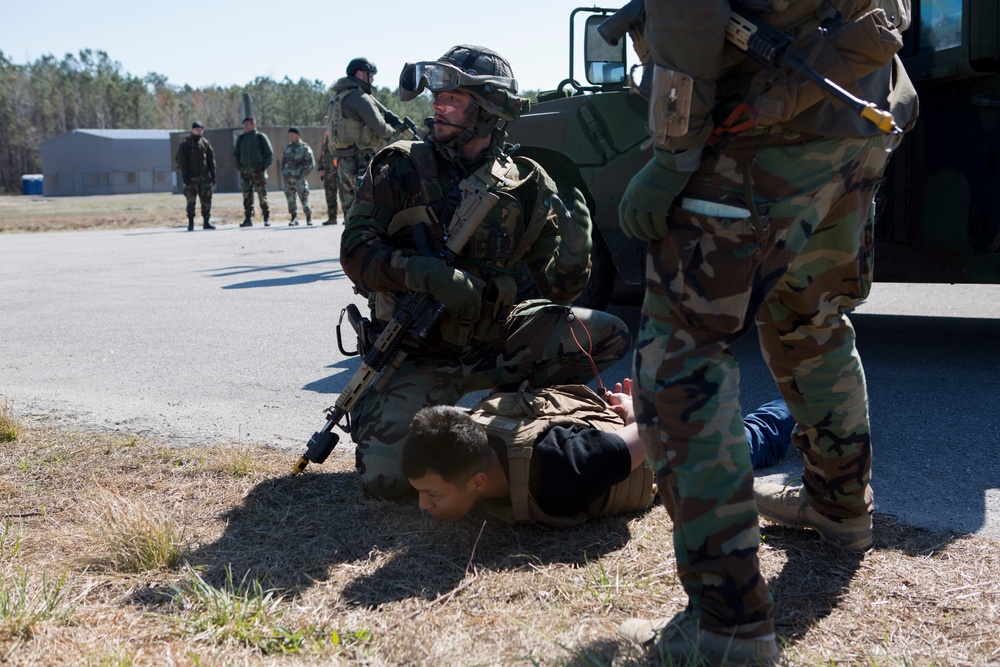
[41,130,175,197]
[169,126,325,195]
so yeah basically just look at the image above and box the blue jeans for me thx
[745,398,793,469]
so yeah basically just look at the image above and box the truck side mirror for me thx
[584,14,627,85]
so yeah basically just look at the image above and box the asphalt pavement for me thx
[1,222,998,539]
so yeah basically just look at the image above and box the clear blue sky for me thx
[1,0,630,93]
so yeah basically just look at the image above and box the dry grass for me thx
[1,424,998,666]
[0,192,337,233]
[0,395,19,442]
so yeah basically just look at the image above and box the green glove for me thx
[552,187,592,265]
[405,256,481,321]
[618,150,695,242]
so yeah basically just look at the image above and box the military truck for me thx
[507,1,1000,309]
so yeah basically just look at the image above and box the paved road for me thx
[2,223,998,539]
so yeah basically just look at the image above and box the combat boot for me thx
[289,213,299,226]
[754,479,873,550]
[202,214,216,230]
[322,218,337,226]
[240,214,253,228]
[263,210,271,227]
[305,209,312,225]
[187,214,195,232]
[620,610,778,666]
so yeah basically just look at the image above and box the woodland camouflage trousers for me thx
[322,168,339,219]
[283,177,311,215]
[336,149,375,216]
[633,129,899,636]
[239,170,269,217]
[352,300,632,499]
[183,177,212,218]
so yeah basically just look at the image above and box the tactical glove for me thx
[618,148,699,242]
[405,256,482,321]
[552,187,592,265]
[384,110,402,129]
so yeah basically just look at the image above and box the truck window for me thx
[918,0,962,53]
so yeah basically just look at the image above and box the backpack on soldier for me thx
[470,382,656,528]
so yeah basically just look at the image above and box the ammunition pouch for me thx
[749,9,903,126]
[648,65,695,147]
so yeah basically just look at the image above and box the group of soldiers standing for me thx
[174,57,402,230]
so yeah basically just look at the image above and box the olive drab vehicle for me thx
[507,0,1000,309]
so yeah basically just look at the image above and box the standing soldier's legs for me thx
[632,132,889,641]
[198,178,213,219]
[298,179,311,217]
[323,170,339,220]
[284,180,298,216]
[253,171,269,221]
[755,134,896,527]
[351,360,467,499]
[336,155,358,213]
[240,172,255,218]
[184,181,198,220]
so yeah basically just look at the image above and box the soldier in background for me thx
[233,115,274,227]
[317,131,340,225]
[174,121,216,231]
[326,57,396,214]
[280,127,315,225]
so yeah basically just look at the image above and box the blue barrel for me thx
[21,175,43,195]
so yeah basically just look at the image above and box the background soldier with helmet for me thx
[326,57,397,215]
[174,121,216,231]
[280,127,315,226]
[339,44,632,500]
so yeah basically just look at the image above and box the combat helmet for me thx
[347,57,377,77]
[399,44,529,142]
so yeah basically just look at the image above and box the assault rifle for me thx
[292,182,500,475]
[599,0,901,135]
[370,95,421,140]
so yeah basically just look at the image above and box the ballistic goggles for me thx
[399,61,518,102]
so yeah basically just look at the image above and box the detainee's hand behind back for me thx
[605,378,635,425]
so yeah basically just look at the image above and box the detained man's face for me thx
[430,89,474,144]
[409,471,479,523]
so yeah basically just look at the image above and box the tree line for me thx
[0,49,436,194]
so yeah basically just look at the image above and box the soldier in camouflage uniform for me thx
[174,121,216,230]
[616,0,920,663]
[317,132,340,225]
[280,127,315,225]
[233,115,274,227]
[341,45,632,500]
[326,58,397,215]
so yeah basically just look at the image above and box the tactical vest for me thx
[727,0,909,127]
[471,383,656,529]
[328,90,379,152]
[366,140,552,349]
